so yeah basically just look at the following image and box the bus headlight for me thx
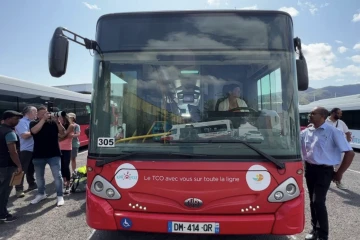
[268,178,300,203]
[94,181,103,192]
[274,191,284,200]
[106,188,115,198]
[90,175,121,200]
[286,184,297,195]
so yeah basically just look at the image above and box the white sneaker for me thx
[336,181,347,190]
[31,194,47,204]
[57,196,65,206]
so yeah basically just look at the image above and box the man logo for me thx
[184,198,203,208]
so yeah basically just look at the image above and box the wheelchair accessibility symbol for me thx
[121,218,132,229]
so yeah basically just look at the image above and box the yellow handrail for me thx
[116,132,170,143]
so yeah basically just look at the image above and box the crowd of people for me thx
[0,105,81,223]
[0,104,356,240]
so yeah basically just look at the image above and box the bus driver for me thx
[218,84,248,112]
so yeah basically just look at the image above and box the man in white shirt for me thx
[325,107,351,190]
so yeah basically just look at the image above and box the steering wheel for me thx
[228,107,259,126]
[228,107,257,113]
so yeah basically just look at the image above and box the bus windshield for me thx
[89,12,301,160]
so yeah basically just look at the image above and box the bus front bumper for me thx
[86,187,304,235]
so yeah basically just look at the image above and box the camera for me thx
[46,101,66,118]
[50,111,67,118]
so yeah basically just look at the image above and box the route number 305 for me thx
[97,138,115,147]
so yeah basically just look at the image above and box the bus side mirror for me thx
[49,27,69,78]
[297,57,309,91]
[294,37,309,91]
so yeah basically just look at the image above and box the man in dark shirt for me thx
[0,110,23,223]
[30,106,66,207]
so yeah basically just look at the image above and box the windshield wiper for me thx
[170,139,285,169]
[95,151,209,167]
[94,141,285,169]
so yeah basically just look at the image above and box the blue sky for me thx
[0,0,359,89]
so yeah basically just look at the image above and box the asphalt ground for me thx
[1,149,359,240]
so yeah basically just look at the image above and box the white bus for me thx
[298,94,360,149]
[0,75,92,147]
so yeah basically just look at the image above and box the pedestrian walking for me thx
[301,106,355,240]
[325,107,352,189]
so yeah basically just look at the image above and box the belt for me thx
[305,161,333,168]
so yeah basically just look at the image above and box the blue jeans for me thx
[33,157,63,197]
[0,167,16,219]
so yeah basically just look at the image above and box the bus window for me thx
[0,90,18,118]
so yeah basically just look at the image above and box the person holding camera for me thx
[30,106,66,206]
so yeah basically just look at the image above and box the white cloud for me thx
[335,79,344,82]
[308,7,318,15]
[342,65,360,77]
[82,2,101,10]
[320,3,329,8]
[207,0,229,6]
[240,5,258,10]
[350,55,360,63]
[302,43,341,80]
[335,40,343,44]
[301,43,360,83]
[279,7,299,17]
[338,46,348,54]
[297,1,323,15]
[354,43,360,50]
[352,13,360,22]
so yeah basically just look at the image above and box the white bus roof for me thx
[0,75,91,103]
[299,94,360,113]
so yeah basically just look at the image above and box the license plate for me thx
[168,221,219,234]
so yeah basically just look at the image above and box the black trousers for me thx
[60,150,71,181]
[15,151,36,191]
[305,161,334,240]
[0,167,16,219]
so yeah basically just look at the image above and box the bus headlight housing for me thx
[268,178,300,202]
[90,175,121,200]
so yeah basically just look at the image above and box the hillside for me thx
[298,84,360,105]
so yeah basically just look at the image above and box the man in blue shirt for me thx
[301,106,355,240]
[0,110,23,223]
[14,106,38,198]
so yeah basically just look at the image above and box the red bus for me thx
[0,75,91,147]
[48,10,309,236]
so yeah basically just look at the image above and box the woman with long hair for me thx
[58,114,75,194]
[68,113,80,173]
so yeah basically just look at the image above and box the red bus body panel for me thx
[78,124,89,147]
[86,159,304,235]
